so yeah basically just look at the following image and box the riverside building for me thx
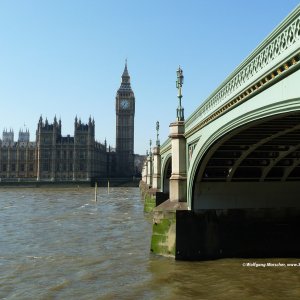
[0,116,113,182]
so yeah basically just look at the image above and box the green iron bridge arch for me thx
[142,5,300,260]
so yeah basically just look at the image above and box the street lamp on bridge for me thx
[156,121,160,146]
[176,66,184,121]
[149,139,152,156]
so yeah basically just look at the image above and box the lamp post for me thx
[146,139,153,187]
[168,65,187,202]
[152,121,161,190]
[156,121,160,146]
[176,66,184,121]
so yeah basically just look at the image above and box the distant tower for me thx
[2,129,14,143]
[36,116,61,181]
[73,116,95,181]
[18,129,30,142]
[115,60,135,177]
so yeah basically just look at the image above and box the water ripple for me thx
[1,188,300,299]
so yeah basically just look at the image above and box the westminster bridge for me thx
[141,5,300,260]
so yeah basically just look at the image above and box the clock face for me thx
[120,99,129,110]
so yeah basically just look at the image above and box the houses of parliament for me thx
[0,63,144,183]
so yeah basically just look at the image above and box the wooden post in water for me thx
[107,180,110,194]
[95,182,98,202]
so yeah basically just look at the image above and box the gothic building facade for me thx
[0,116,111,182]
[0,62,140,183]
[35,116,110,181]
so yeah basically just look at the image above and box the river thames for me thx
[1,187,300,299]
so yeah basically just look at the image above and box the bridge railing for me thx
[185,5,300,133]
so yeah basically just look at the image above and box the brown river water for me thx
[0,187,300,299]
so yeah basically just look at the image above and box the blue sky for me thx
[0,0,299,154]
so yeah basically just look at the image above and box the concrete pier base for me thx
[139,181,169,213]
[150,200,187,257]
[139,181,156,212]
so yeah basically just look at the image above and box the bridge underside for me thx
[193,111,300,210]
[176,112,300,260]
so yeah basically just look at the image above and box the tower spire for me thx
[122,59,129,78]
[119,59,131,91]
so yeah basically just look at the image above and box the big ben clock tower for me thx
[115,60,135,177]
